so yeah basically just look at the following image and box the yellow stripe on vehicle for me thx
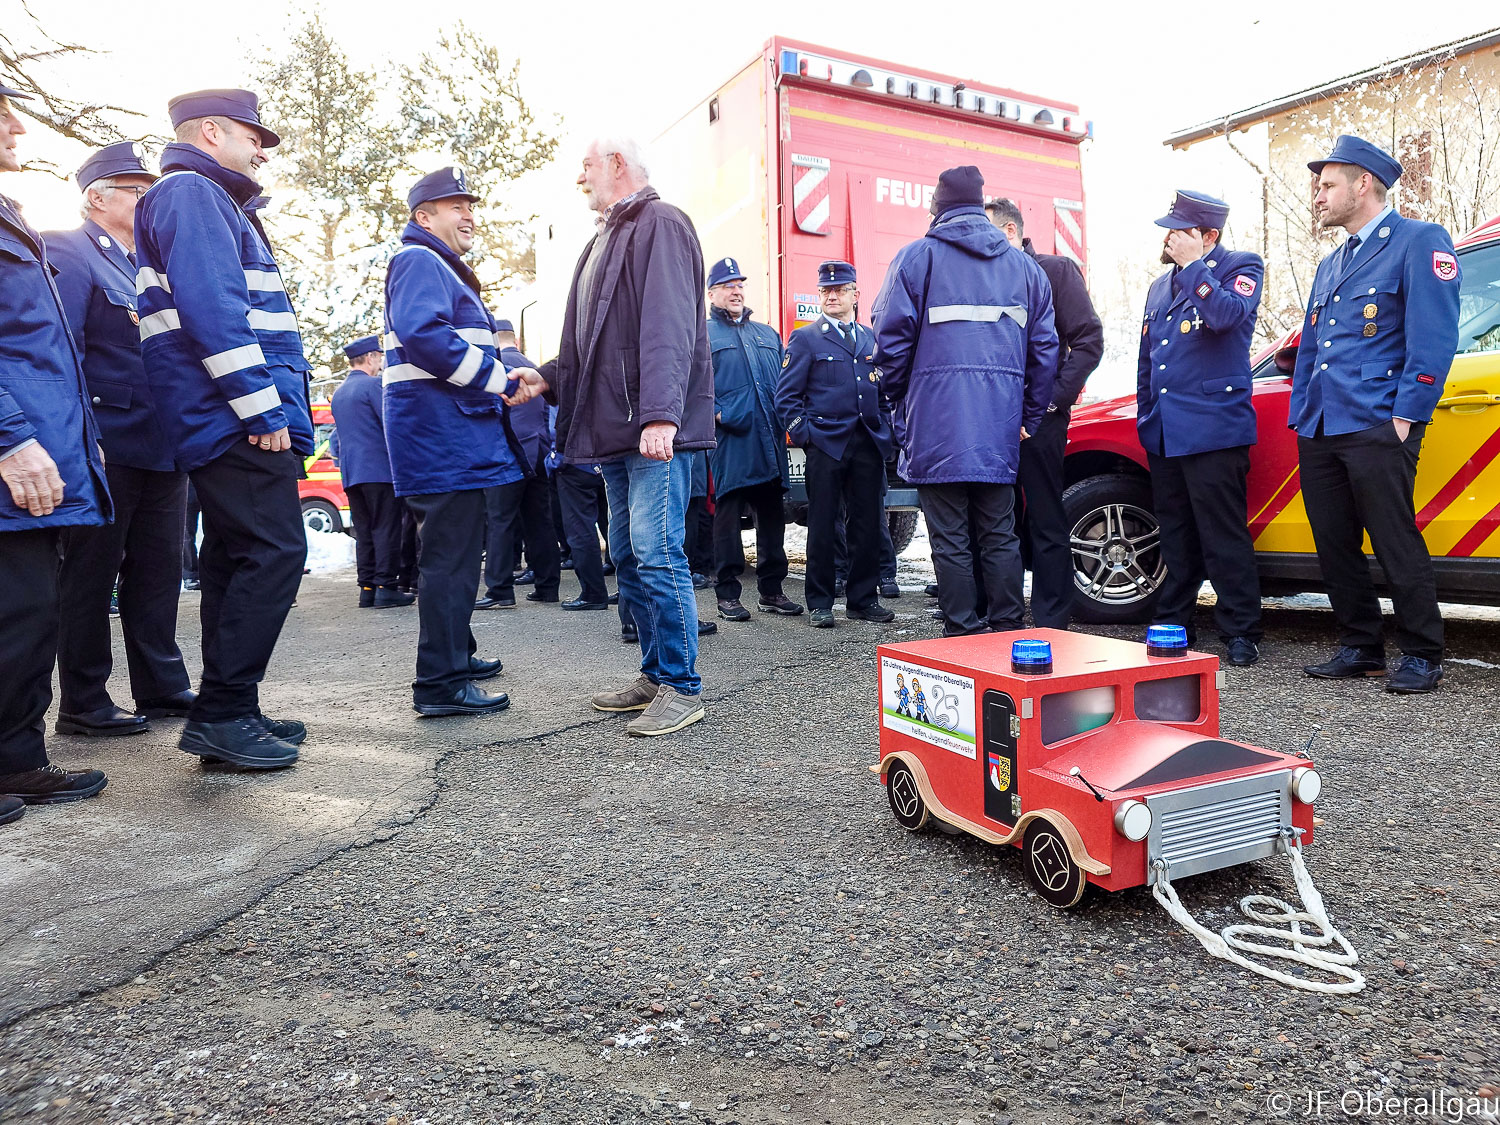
[788,106,1081,170]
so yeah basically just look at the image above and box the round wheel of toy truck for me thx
[1022,820,1087,909]
[885,760,929,831]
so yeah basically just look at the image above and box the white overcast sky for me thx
[6,0,1493,348]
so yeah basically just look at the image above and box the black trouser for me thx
[919,482,1024,635]
[713,479,788,603]
[1017,408,1074,629]
[398,502,421,589]
[404,487,486,702]
[182,480,200,581]
[58,463,191,712]
[188,443,306,722]
[834,493,898,586]
[346,481,405,590]
[484,474,560,599]
[685,495,714,575]
[1299,422,1441,660]
[546,473,570,559]
[808,431,885,612]
[1147,445,1262,643]
[557,465,610,603]
[1,529,61,773]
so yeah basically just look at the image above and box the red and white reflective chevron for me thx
[792,154,831,236]
[1053,198,1085,268]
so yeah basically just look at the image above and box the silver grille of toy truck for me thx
[1145,771,1291,885]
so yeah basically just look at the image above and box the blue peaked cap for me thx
[1155,189,1230,231]
[343,335,381,359]
[408,167,479,210]
[1308,134,1403,189]
[75,142,156,190]
[706,256,746,287]
[818,260,856,287]
[167,89,280,147]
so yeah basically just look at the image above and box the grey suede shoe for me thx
[591,675,658,713]
[626,684,706,737]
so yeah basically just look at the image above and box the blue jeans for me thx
[600,453,700,694]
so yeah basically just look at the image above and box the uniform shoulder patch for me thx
[1233,274,1257,296]
[1195,282,1213,299]
[1432,250,1458,281]
[782,354,790,368]
[1417,373,1436,385]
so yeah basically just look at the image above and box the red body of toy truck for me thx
[874,630,1320,907]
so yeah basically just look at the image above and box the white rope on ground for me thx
[1151,840,1365,994]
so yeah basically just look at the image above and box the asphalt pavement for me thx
[1,566,1497,1124]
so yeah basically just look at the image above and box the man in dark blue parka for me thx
[872,166,1058,636]
[705,256,802,623]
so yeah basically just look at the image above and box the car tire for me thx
[1021,820,1087,909]
[1062,474,1165,625]
[885,760,929,832]
[887,510,919,556]
[301,498,342,535]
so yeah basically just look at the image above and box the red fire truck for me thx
[533,38,1091,550]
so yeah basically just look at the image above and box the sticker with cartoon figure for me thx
[880,656,976,759]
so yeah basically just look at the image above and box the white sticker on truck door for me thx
[880,656,977,759]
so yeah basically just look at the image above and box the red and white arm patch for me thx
[1233,274,1257,296]
[1432,250,1458,280]
[1195,281,1213,299]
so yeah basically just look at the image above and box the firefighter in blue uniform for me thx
[330,335,412,610]
[704,255,802,623]
[135,88,313,769]
[0,84,111,821]
[48,142,196,739]
[1292,136,1461,694]
[384,167,522,716]
[1136,190,1264,666]
[777,259,895,628]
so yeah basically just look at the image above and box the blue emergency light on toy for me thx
[1145,624,1188,658]
[1010,638,1053,675]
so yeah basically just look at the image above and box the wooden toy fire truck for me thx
[873,627,1322,908]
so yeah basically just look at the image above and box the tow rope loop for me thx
[1151,841,1365,994]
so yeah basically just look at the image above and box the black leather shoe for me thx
[562,597,609,611]
[602,561,616,576]
[621,623,639,644]
[847,603,896,623]
[691,572,714,590]
[526,590,559,603]
[258,714,307,745]
[698,619,718,636]
[0,763,109,804]
[475,594,515,610]
[809,609,836,628]
[182,577,201,591]
[180,717,297,770]
[413,682,511,716]
[55,705,149,737]
[1304,645,1387,679]
[359,586,375,608]
[929,607,944,620]
[758,593,804,616]
[559,556,575,570]
[375,586,416,608]
[1226,637,1260,667]
[135,689,197,718]
[718,598,751,622]
[469,656,503,680]
[0,795,24,824]
[1385,655,1443,694]
[880,580,901,599]
[511,568,535,586]
[924,583,939,598]
[607,592,620,605]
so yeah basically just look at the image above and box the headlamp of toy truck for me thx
[1291,766,1322,804]
[1113,799,1152,842]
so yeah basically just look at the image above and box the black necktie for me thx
[1340,234,1361,273]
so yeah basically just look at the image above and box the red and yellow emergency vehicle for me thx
[1062,213,1500,622]
[298,401,350,535]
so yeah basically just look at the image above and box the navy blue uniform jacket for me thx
[776,316,894,461]
[1136,247,1263,457]
[707,305,787,495]
[45,219,175,472]
[1288,212,1461,435]
[329,370,391,487]
[500,344,551,470]
[0,194,110,531]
